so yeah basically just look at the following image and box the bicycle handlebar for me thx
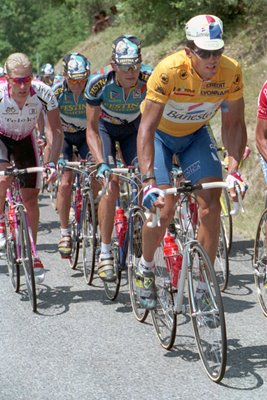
[147,180,244,228]
[0,166,44,176]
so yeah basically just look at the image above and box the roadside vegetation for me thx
[0,0,266,239]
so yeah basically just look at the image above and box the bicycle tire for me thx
[82,191,97,285]
[128,208,149,323]
[220,188,233,254]
[188,242,227,382]
[48,180,58,210]
[5,210,20,292]
[151,240,177,350]
[103,244,121,301]
[253,208,267,316]
[214,222,229,292]
[68,217,80,270]
[18,207,37,312]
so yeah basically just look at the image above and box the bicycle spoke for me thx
[254,209,267,316]
[188,242,227,382]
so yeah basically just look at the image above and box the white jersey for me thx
[0,79,58,140]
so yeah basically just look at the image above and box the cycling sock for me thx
[101,242,112,255]
[61,228,71,237]
[139,256,155,271]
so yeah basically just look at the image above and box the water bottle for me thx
[114,207,128,246]
[163,233,182,288]
[75,189,82,222]
[8,207,15,237]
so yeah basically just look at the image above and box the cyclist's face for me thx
[187,48,222,80]
[7,66,32,100]
[65,75,88,95]
[113,64,140,89]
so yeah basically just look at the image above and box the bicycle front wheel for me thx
[68,216,80,270]
[103,244,121,301]
[5,210,20,292]
[18,207,37,312]
[151,242,177,350]
[82,191,97,285]
[220,188,233,254]
[253,208,267,316]
[188,242,227,382]
[128,208,149,323]
[214,222,229,292]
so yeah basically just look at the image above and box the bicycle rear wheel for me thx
[103,244,121,301]
[82,191,97,285]
[253,208,267,316]
[128,208,149,323]
[5,211,20,292]
[151,241,177,350]
[214,222,229,292]
[220,188,233,254]
[188,242,227,382]
[18,207,37,312]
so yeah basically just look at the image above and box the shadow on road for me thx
[222,338,267,390]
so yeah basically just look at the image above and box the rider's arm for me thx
[86,104,105,164]
[45,108,64,164]
[137,99,165,186]
[221,97,247,174]
[256,117,267,162]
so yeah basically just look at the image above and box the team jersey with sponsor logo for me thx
[85,64,152,125]
[53,79,89,133]
[143,50,243,137]
[257,81,267,119]
[0,79,58,140]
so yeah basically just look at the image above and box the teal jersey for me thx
[53,79,88,132]
[85,63,153,125]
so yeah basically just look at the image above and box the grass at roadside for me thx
[65,22,266,241]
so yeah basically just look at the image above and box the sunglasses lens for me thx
[68,78,86,84]
[193,48,224,59]
[10,76,32,84]
[117,63,140,72]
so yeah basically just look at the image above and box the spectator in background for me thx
[92,10,109,34]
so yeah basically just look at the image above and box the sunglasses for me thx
[8,75,33,85]
[116,63,141,72]
[67,77,87,85]
[191,47,224,59]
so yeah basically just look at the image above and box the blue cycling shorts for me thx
[98,116,140,167]
[154,125,222,185]
[62,130,90,161]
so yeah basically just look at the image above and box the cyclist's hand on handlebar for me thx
[44,161,57,183]
[96,162,111,180]
[226,171,248,201]
[57,157,66,169]
[142,184,165,211]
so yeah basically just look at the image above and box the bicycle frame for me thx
[113,168,141,271]
[6,176,38,261]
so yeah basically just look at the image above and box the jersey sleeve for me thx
[257,81,267,119]
[35,81,58,111]
[84,74,106,106]
[227,63,244,101]
[145,62,175,105]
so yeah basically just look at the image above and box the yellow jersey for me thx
[143,50,243,137]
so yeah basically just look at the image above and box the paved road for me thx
[0,193,266,400]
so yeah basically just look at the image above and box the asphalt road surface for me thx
[0,193,266,400]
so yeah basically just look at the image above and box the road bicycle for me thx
[58,160,98,284]
[253,195,267,317]
[147,180,233,382]
[96,167,147,315]
[1,165,45,312]
[171,167,232,292]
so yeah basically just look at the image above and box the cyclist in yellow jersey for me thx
[136,14,248,309]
